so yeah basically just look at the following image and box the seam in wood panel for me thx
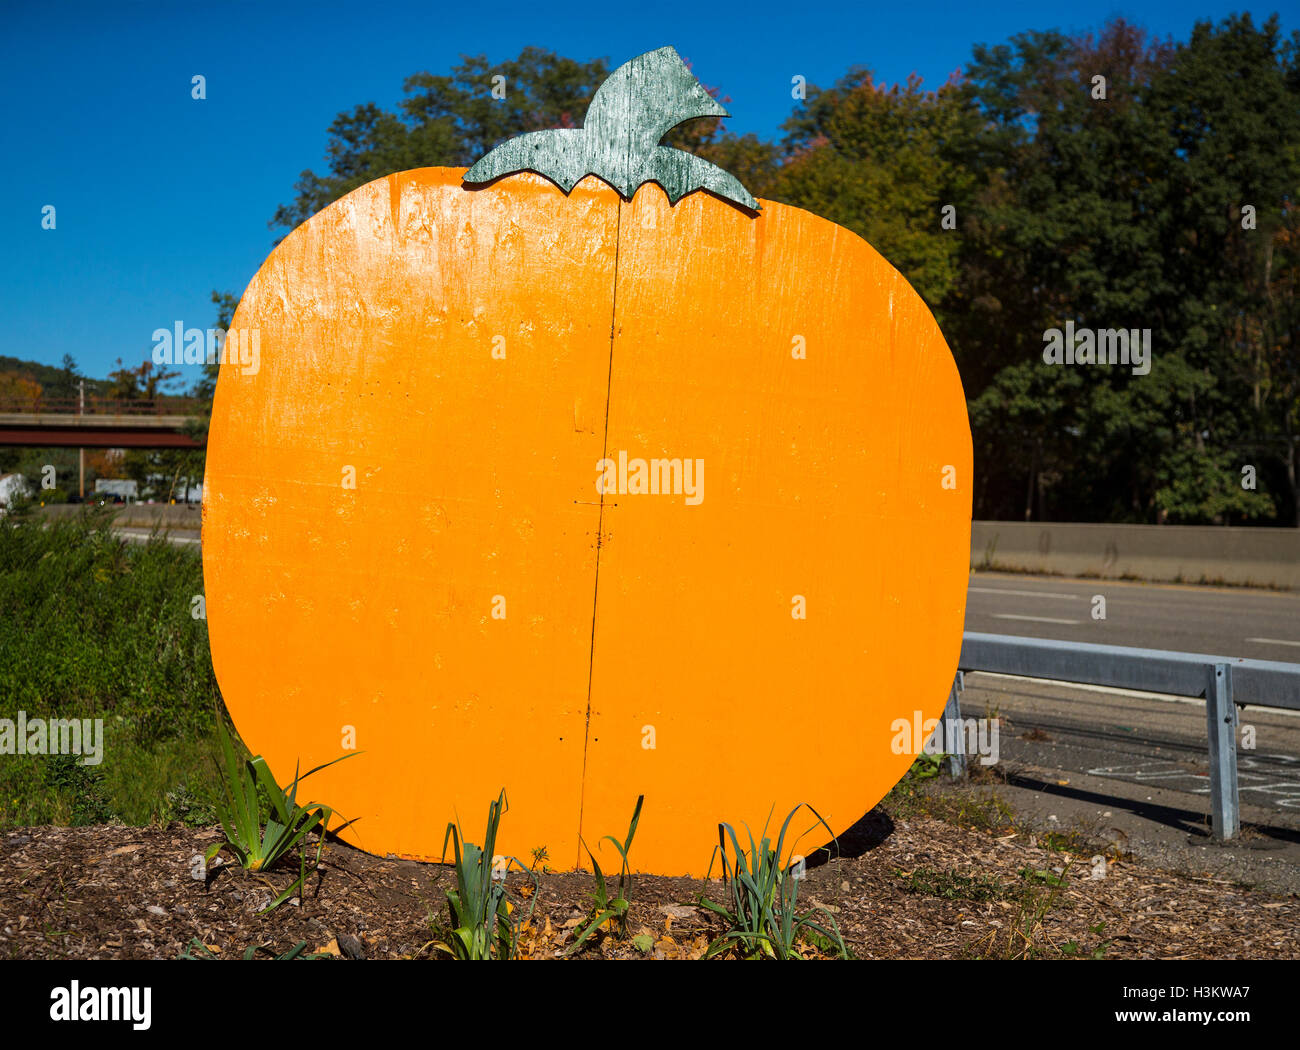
[575,198,623,868]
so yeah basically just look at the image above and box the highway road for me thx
[964,571,1300,662]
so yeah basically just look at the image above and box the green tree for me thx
[44,354,81,403]
[958,15,1300,524]
[1149,14,1300,524]
[774,69,982,308]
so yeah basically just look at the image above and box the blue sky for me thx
[2,0,1294,383]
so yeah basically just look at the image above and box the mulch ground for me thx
[2,813,1296,960]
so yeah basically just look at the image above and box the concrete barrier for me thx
[972,521,1300,590]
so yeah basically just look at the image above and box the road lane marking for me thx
[1246,637,1300,648]
[992,614,1081,625]
[969,587,1083,600]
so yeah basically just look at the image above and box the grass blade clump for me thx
[699,802,849,960]
[564,794,644,955]
[205,717,359,913]
[439,790,538,960]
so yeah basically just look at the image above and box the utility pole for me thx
[78,379,85,500]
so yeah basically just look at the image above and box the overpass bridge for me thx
[0,398,204,448]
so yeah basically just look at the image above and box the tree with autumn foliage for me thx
[0,370,42,410]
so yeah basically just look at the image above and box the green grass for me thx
[901,865,1015,903]
[0,501,222,828]
[883,757,1016,833]
[963,860,1076,960]
[1036,829,1104,857]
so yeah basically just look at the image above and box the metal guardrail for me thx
[944,632,1300,841]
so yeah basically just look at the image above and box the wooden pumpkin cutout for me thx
[202,46,972,876]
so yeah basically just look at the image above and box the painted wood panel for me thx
[204,167,971,874]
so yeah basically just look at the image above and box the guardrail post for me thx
[1205,662,1239,841]
[943,671,966,779]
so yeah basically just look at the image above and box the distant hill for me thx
[0,356,110,397]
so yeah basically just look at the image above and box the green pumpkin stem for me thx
[463,46,758,211]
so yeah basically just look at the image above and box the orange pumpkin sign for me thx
[202,47,972,876]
